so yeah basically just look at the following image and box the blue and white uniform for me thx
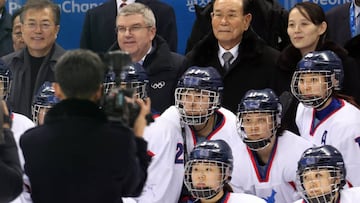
[296,100,360,186]
[230,131,313,203]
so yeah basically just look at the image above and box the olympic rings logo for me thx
[151,81,166,89]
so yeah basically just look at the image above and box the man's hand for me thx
[133,97,151,137]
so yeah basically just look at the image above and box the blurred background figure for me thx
[0,0,13,57]
[32,81,59,126]
[11,8,26,52]
[326,0,360,46]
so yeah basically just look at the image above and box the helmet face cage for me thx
[0,75,11,100]
[32,104,52,125]
[120,81,148,99]
[175,87,220,125]
[103,70,116,94]
[184,160,231,200]
[291,70,334,108]
[103,82,116,95]
[296,166,343,203]
[236,110,278,151]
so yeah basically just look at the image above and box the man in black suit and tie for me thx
[80,0,178,53]
[326,0,360,46]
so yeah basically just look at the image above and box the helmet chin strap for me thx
[244,131,276,151]
[191,113,217,137]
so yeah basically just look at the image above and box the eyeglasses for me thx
[211,12,240,20]
[115,25,152,34]
[23,22,54,31]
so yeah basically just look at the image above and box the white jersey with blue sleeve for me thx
[296,100,360,186]
[10,113,35,203]
[132,106,185,203]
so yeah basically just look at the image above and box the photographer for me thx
[0,100,23,202]
[20,49,151,203]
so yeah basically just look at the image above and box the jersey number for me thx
[175,143,184,164]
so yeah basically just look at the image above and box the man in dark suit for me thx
[326,0,360,46]
[185,0,290,53]
[0,0,13,57]
[186,0,283,113]
[80,0,178,53]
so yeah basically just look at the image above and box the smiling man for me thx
[186,0,285,114]
[115,3,187,113]
[1,0,66,119]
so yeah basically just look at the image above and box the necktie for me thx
[120,0,127,8]
[222,52,233,71]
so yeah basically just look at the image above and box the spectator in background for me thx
[2,0,66,119]
[80,0,178,53]
[0,0,13,56]
[20,49,152,203]
[115,3,186,113]
[186,0,284,113]
[344,34,360,71]
[12,8,26,52]
[185,0,290,53]
[326,0,360,46]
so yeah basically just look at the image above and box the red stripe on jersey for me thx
[223,192,231,202]
[310,99,345,136]
[147,150,155,157]
[289,181,296,191]
[247,140,278,182]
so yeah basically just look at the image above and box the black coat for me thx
[0,129,23,203]
[20,99,151,203]
[0,7,13,57]
[185,0,289,53]
[186,29,282,113]
[80,0,178,53]
[344,34,360,75]
[2,44,66,119]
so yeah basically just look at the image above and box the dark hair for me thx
[242,0,253,15]
[20,0,61,25]
[290,2,327,47]
[213,0,253,15]
[11,8,23,24]
[55,49,105,99]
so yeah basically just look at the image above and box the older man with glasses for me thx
[113,3,187,113]
[1,0,66,119]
